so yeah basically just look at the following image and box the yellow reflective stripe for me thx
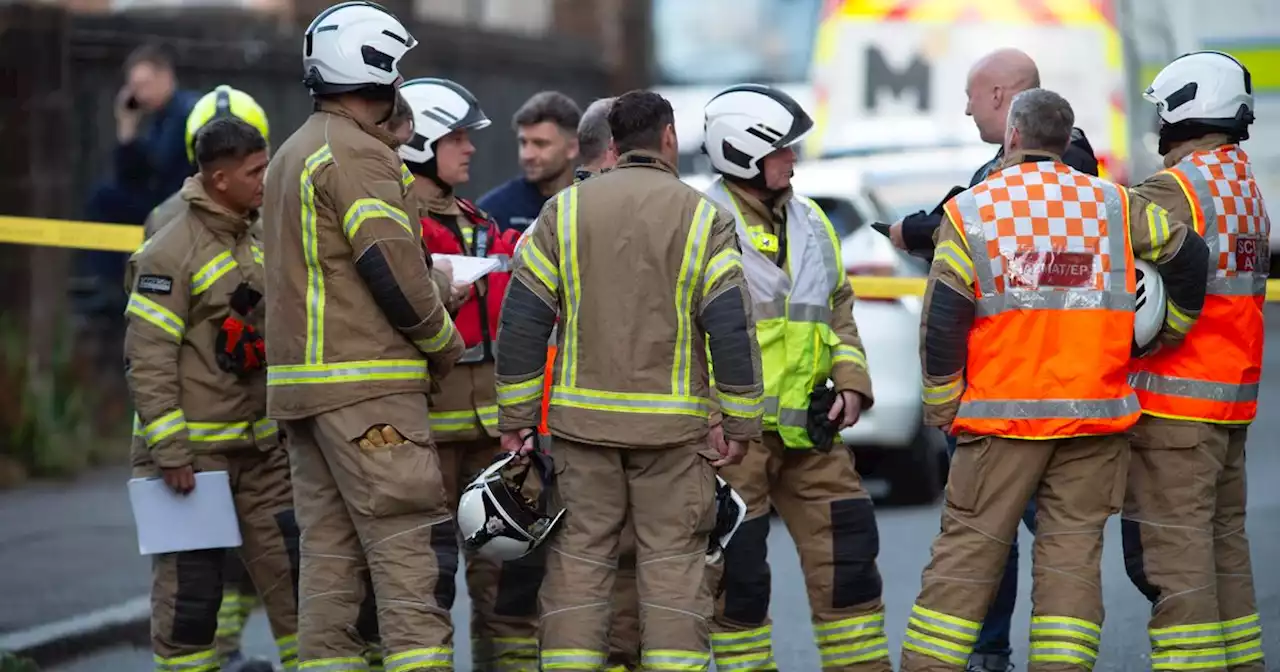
[187,421,251,442]
[278,633,299,669]
[1031,615,1102,634]
[935,239,975,286]
[400,163,414,190]
[476,404,499,428]
[1224,638,1265,665]
[910,604,981,643]
[814,612,886,642]
[718,392,764,420]
[143,409,187,447]
[383,646,452,670]
[268,359,428,386]
[710,624,772,653]
[414,317,458,354]
[714,651,777,671]
[703,247,742,294]
[540,648,607,669]
[254,417,279,441]
[299,658,368,671]
[551,385,711,418]
[252,244,264,266]
[1144,202,1172,260]
[923,378,964,405]
[902,629,970,666]
[640,649,711,671]
[1166,300,1194,333]
[343,197,413,240]
[429,410,479,432]
[832,344,867,369]
[1149,622,1225,647]
[518,238,559,292]
[154,648,220,672]
[1221,613,1262,641]
[191,250,237,296]
[1028,640,1098,666]
[498,375,545,405]
[301,145,334,365]
[673,199,715,396]
[556,187,582,388]
[462,225,475,249]
[819,637,890,666]
[126,292,186,341]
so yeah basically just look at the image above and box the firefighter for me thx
[396,77,545,670]
[696,83,887,671]
[124,117,298,672]
[142,85,271,240]
[902,88,1210,672]
[495,89,764,669]
[1122,51,1268,671]
[262,2,465,669]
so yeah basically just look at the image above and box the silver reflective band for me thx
[821,638,888,665]
[1030,644,1097,664]
[752,298,832,323]
[1129,371,1259,403]
[976,289,1134,317]
[540,651,606,666]
[714,653,775,671]
[958,395,1139,420]
[1151,650,1228,668]
[552,388,711,414]
[640,650,710,669]
[267,362,428,385]
[1207,275,1268,296]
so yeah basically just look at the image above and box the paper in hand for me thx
[128,471,242,555]
[432,254,500,285]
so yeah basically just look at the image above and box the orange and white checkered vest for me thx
[1130,146,1269,424]
[943,160,1140,439]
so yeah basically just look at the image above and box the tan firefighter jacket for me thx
[124,177,277,469]
[496,150,765,447]
[261,100,464,420]
[412,175,500,442]
[144,188,265,243]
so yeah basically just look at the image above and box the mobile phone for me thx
[871,222,892,238]
[125,95,140,110]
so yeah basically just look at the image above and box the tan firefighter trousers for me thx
[139,448,300,671]
[538,438,719,671]
[215,553,260,660]
[706,433,890,671]
[900,433,1129,672]
[283,393,458,670]
[1122,416,1265,671]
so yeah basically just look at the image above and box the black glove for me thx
[806,385,839,452]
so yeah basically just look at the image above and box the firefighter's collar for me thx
[723,178,792,225]
[999,149,1063,170]
[410,172,460,216]
[616,150,677,175]
[315,99,401,149]
[1162,133,1235,168]
[181,176,254,235]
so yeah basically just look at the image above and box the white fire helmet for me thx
[458,451,565,562]
[1133,259,1167,357]
[708,474,747,565]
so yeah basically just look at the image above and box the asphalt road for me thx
[34,309,1280,671]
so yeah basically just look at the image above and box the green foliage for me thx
[0,652,40,672]
[0,313,104,479]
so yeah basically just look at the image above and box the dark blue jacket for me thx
[89,90,199,226]
[477,176,551,235]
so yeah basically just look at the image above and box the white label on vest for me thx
[1237,236,1258,273]
[1007,249,1096,289]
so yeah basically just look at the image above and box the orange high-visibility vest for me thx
[943,161,1141,439]
[1130,146,1267,424]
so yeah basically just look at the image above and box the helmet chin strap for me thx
[726,172,787,202]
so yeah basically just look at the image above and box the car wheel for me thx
[882,425,947,506]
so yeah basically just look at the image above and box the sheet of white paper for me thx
[128,471,242,555]
[432,254,501,285]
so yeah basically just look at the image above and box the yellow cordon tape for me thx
[4,215,1280,302]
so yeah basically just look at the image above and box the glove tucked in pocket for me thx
[215,282,266,377]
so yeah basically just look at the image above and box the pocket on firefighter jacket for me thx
[339,413,445,519]
[945,435,986,513]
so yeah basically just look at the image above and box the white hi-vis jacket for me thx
[704,177,874,448]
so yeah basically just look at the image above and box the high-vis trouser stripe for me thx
[143,409,187,447]
[498,375,545,405]
[383,646,452,670]
[903,604,979,666]
[820,638,890,667]
[902,629,970,666]
[815,613,889,668]
[215,591,250,636]
[278,634,300,671]
[641,649,711,671]
[703,247,742,292]
[127,292,186,341]
[1151,648,1228,670]
[414,318,458,354]
[908,605,981,645]
[268,360,428,386]
[1029,641,1098,668]
[1032,615,1103,647]
[343,198,413,240]
[815,612,888,644]
[1225,638,1265,666]
[718,392,764,419]
[154,649,220,671]
[540,649,607,669]
[518,237,559,293]
[556,187,582,388]
[191,250,237,296]
[551,385,711,418]
[673,199,715,397]
[1149,622,1225,649]
[832,344,867,369]
[714,651,777,671]
[299,658,368,671]
[711,625,772,653]
[300,145,335,365]
[1222,613,1262,642]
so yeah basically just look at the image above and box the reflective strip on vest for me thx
[948,162,1140,437]
[343,198,413,240]
[1131,147,1267,424]
[191,250,237,296]
[547,187,722,420]
[126,292,186,342]
[704,179,844,448]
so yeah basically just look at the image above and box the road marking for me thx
[0,595,150,654]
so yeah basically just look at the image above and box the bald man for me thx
[893,49,1099,672]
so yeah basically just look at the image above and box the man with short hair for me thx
[575,97,619,180]
[496,89,763,669]
[900,88,1209,672]
[478,91,581,234]
[125,116,299,672]
[263,4,464,666]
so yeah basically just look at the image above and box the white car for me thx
[683,148,992,503]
